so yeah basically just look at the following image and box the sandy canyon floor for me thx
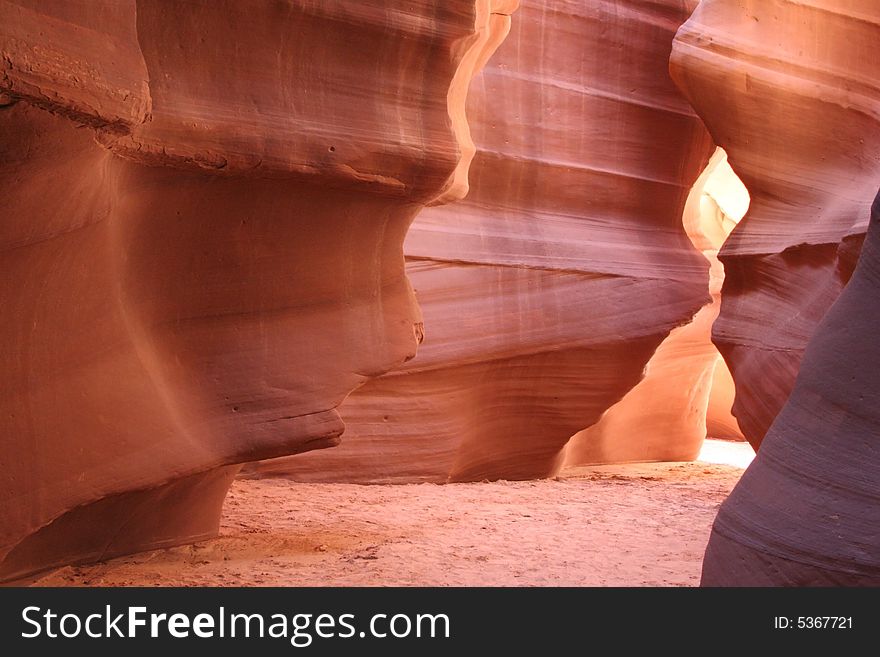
[34,440,754,587]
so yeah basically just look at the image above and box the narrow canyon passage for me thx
[33,441,752,587]
[20,150,759,587]
[561,148,752,466]
[4,0,875,591]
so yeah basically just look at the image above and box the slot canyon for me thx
[1,0,877,588]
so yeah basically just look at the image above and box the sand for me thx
[32,440,753,587]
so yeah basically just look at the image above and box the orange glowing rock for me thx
[0,0,514,581]
[247,0,716,483]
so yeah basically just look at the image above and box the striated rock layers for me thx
[671,0,880,586]
[671,0,880,449]
[701,190,880,586]
[249,0,715,484]
[562,148,747,467]
[0,0,514,581]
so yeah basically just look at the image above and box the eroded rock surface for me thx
[671,0,880,586]
[250,0,715,483]
[701,191,880,586]
[563,148,747,467]
[671,0,880,449]
[0,0,513,581]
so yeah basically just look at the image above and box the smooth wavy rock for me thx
[0,0,513,581]
[701,191,880,586]
[671,0,880,586]
[248,0,714,483]
[670,0,880,449]
[562,148,747,466]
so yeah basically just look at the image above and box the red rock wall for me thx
[0,0,513,581]
[562,148,748,467]
[671,0,880,585]
[701,191,880,586]
[671,0,879,449]
[249,0,715,483]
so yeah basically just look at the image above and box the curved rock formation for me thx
[706,359,743,441]
[249,0,715,483]
[0,0,513,581]
[671,0,880,449]
[671,0,880,586]
[562,148,747,466]
[701,190,880,586]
